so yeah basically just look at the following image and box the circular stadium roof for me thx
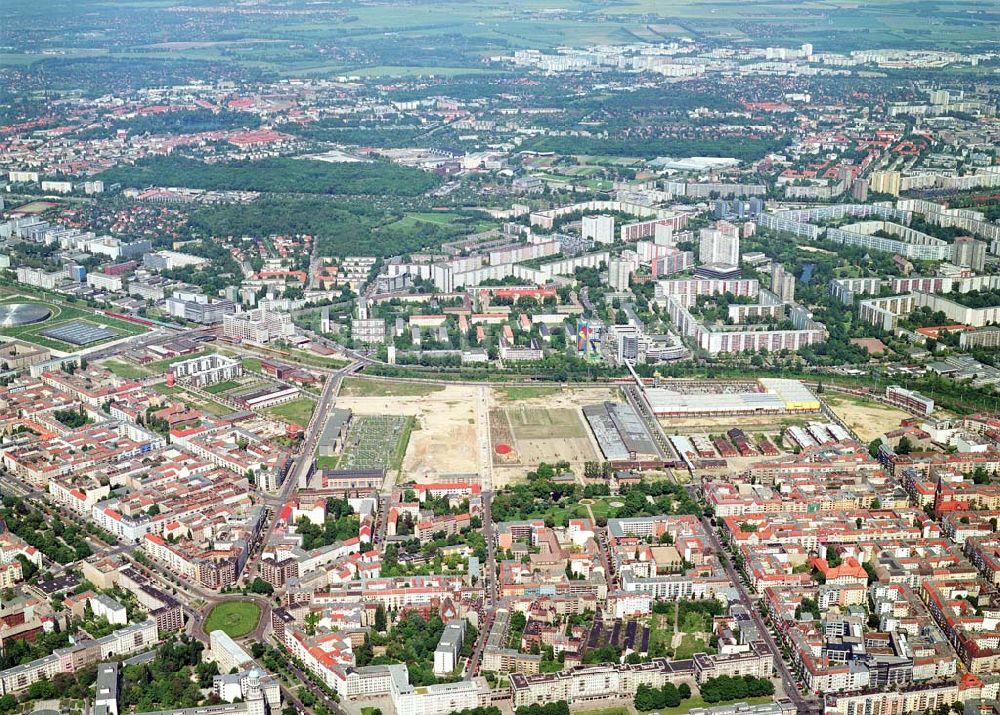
[0,303,52,328]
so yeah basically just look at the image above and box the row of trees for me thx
[700,674,775,703]
[635,681,692,710]
[516,702,570,715]
[523,135,787,162]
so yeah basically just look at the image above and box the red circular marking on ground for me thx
[494,443,512,454]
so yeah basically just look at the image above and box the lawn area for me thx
[203,601,261,639]
[315,455,339,470]
[581,496,622,520]
[267,397,316,427]
[387,211,462,229]
[495,385,561,401]
[680,610,712,633]
[645,609,675,659]
[640,696,773,715]
[189,395,233,416]
[674,633,712,660]
[341,377,445,398]
[203,380,241,394]
[241,357,262,372]
[151,383,183,396]
[570,496,622,521]
[103,360,151,379]
[577,708,629,715]
[150,383,232,415]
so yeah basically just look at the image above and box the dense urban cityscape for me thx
[0,2,999,715]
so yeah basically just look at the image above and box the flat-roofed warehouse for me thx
[583,401,661,461]
[318,408,353,457]
[644,378,819,417]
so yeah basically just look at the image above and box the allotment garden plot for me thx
[337,415,412,471]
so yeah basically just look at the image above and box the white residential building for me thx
[223,308,294,344]
[582,215,616,244]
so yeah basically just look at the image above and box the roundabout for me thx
[202,600,262,639]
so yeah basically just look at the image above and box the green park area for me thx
[496,385,561,401]
[203,601,261,639]
[266,397,316,427]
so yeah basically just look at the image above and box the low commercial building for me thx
[166,293,236,324]
[0,340,50,370]
[318,409,353,457]
[210,629,254,674]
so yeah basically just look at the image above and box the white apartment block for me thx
[210,629,254,674]
[654,278,759,308]
[169,353,243,388]
[394,678,490,715]
[223,308,294,344]
[699,227,740,266]
[16,266,66,289]
[86,273,124,292]
[582,215,616,244]
[352,318,386,345]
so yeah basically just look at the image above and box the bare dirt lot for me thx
[335,383,481,483]
[335,382,623,488]
[823,393,909,442]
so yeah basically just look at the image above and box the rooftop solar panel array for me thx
[39,320,118,346]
